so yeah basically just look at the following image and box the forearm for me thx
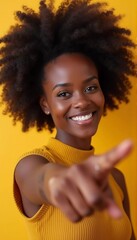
[37,162,66,205]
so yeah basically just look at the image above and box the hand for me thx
[47,139,133,222]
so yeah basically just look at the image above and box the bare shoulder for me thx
[112,168,135,240]
[15,154,49,184]
[14,155,50,217]
[111,168,129,215]
[111,167,126,194]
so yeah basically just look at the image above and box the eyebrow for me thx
[52,76,98,91]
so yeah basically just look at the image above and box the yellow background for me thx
[0,0,137,239]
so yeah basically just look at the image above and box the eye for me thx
[85,85,98,93]
[57,91,71,98]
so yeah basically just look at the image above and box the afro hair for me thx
[0,0,136,132]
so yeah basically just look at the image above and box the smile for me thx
[71,113,93,121]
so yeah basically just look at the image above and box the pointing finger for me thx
[90,139,133,180]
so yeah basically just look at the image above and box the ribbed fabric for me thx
[13,138,132,240]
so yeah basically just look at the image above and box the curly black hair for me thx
[0,0,136,132]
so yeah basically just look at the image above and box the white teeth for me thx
[71,113,92,121]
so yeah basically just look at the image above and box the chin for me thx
[75,128,98,139]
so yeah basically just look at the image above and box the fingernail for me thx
[108,207,123,219]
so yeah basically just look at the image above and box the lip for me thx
[68,111,96,125]
[68,111,96,119]
[70,117,93,125]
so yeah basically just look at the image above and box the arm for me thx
[15,155,66,217]
[112,168,136,240]
[15,139,133,222]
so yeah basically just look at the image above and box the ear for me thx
[39,96,50,115]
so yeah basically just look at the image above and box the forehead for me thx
[44,53,98,83]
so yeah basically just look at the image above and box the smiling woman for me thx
[40,53,105,148]
[0,0,137,240]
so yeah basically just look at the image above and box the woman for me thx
[0,0,136,239]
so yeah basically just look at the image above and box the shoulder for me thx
[111,167,126,194]
[14,154,50,218]
[15,145,54,178]
[15,154,49,186]
[14,144,53,182]
[112,168,136,240]
[111,168,130,217]
[18,145,53,163]
[111,168,130,206]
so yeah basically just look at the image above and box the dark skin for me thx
[15,53,135,239]
[41,53,104,150]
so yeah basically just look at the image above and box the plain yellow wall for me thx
[0,1,137,239]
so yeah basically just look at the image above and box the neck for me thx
[55,131,92,150]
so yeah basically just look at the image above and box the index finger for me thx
[90,139,133,180]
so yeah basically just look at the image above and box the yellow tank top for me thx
[13,138,132,240]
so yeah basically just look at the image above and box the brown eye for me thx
[85,85,98,93]
[57,91,71,98]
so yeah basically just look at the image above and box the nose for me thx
[73,92,91,109]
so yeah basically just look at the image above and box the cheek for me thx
[50,100,68,119]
